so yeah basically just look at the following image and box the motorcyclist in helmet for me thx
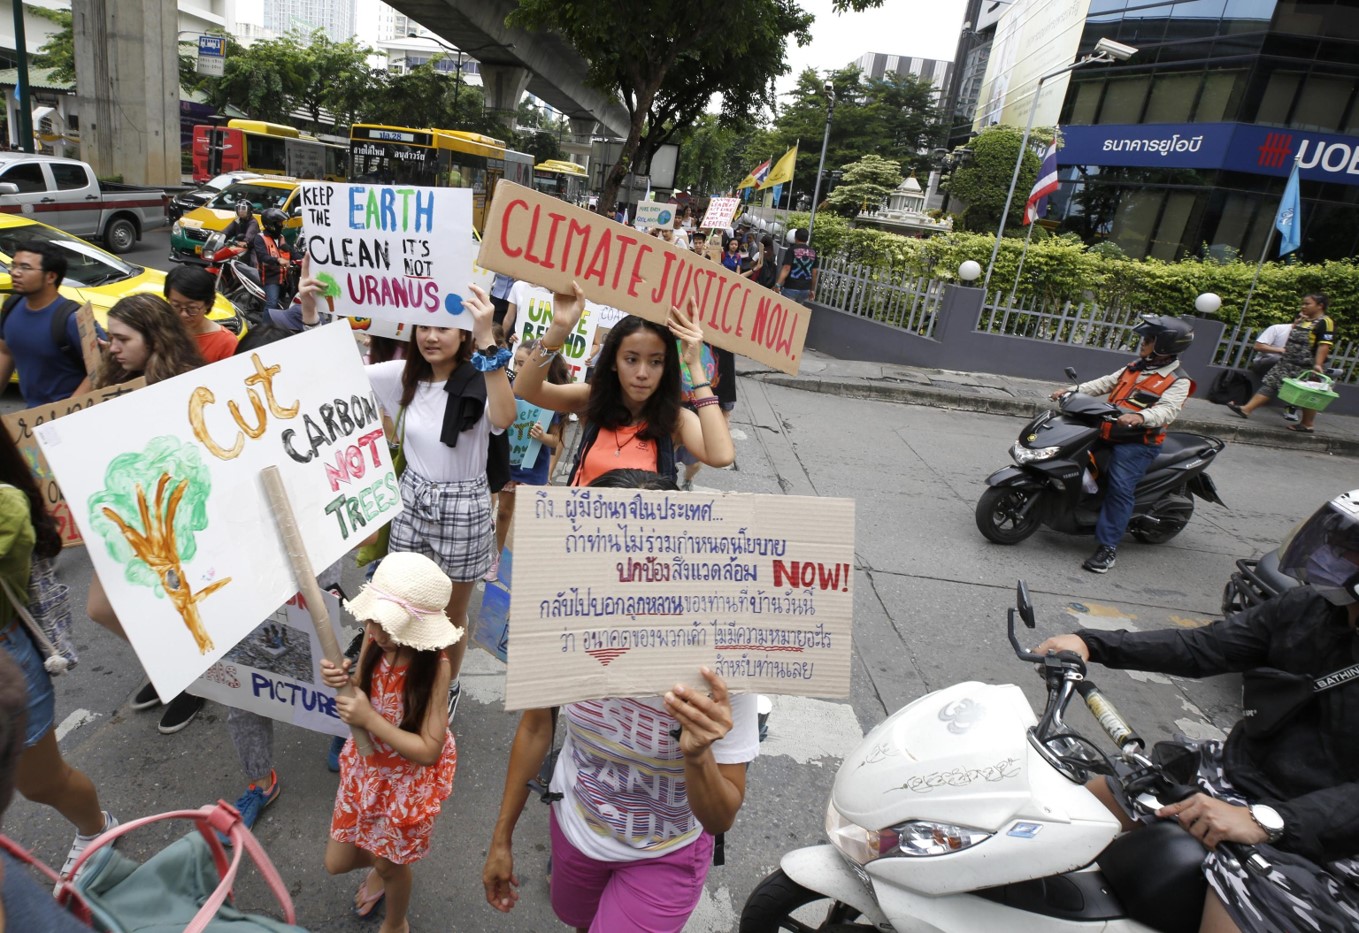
[251,206,293,311]
[221,200,259,263]
[1048,314,1195,573]
[1037,490,1359,933]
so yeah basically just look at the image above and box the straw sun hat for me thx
[343,552,463,651]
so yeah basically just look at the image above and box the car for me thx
[168,171,268,224]
[0,214,244,381]
[0,154,167,253]
[170,179,302,264]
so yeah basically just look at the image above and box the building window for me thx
[1098,76,1151,123]
[1195,70,1242,121]
[1253,69,1302,125]
[1290,75,1353,132]
[1067,78,1103,124]
[1144,72,1202,123]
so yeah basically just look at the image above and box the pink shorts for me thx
[549,807,713,933]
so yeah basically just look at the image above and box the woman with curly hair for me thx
[91,294,205,388]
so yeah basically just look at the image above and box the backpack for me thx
[1206,369,1253,406]
[0,294,85,370]
[567,420,677,487]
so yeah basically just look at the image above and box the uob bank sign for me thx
[1059,122,1359,186]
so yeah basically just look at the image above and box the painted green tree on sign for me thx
[88,437,229,654]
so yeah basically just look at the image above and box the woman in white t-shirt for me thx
[303,278,515,687]
[482,468,759,933]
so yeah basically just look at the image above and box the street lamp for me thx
[405,33,513,127]
[981,37,1137,294]
[807,78,836,243]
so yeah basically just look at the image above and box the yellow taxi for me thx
[170,178,302,262]
[0,213,244,369]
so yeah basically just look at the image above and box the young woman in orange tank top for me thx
[513,284,734,486]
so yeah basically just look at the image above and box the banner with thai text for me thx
[505,487,854,709]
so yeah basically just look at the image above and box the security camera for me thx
[823,79,834,95]
[1093,37,1138,61]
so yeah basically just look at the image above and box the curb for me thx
[757,374,1359,458]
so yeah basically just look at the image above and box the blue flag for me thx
[1274,163,1301,257]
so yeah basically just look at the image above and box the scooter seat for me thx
[1097,821,1207,933]
[1150,433,1212,469]
[235,263,262,288]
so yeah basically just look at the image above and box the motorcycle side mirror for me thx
[1016,580,1036,628]
[1064,367,1078,382]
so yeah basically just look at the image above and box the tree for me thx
[516,129,561,165]
[946,124,1055,234]
[29,5,74,84]
[509,0,819,211]
[826,153,903,217]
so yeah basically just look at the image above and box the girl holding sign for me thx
[511,285,734,488]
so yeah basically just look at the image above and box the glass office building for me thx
[985,1,1359,260]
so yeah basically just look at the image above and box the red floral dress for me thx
[329,655,457,864]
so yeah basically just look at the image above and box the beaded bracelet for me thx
[693,395,721,409]
[689,381,712,393]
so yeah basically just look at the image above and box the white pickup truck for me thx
[0,154,167,253]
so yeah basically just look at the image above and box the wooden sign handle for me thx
[260,466,374,756]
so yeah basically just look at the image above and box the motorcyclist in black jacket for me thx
[1039,490,1359,933]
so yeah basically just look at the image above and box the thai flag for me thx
[1024,144,1059,225]
[751,159,772,189]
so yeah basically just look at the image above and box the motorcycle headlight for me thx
[1011,442,1061,464]
[826,801,991,864]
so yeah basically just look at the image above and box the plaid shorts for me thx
[389,468,494,583]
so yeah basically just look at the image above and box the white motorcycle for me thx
[740,582,1229,933]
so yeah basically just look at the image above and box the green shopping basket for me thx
[1278,370,1339,412]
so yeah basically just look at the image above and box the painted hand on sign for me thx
[88,437,229,654]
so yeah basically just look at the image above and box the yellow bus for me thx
[193,119,346,183]
[533,159,589,205]
[348,123,534,230]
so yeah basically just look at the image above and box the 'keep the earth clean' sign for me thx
[298,182,477,330]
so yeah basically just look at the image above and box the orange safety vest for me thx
[1099,364,1190,445]
[261,235,287,285]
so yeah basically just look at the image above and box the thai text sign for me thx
[699,197,739,231]
[298,182,477,329]
[505,487,854,709]
[2,379,145,547]
[36,323,401,700]
[188,590,349,737]
[478,182,808,374]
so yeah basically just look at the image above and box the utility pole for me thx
[12,3,34,152]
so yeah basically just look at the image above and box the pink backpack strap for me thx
[0,833,94,925]
[65,801,297,932]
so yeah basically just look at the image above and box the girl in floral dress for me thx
[320,552,461,933]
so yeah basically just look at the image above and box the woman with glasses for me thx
[163,265,238,363]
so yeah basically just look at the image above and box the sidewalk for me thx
[743,350,1359,458]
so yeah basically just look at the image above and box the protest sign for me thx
[36,323,401,700]
[513,284,600,383]
[75,303,99,373]
[474,547,512,662]
[297,182,476,330]
[508,398,550,469]
[699,197,740,231]
[592,304,628,331]
[478,183,809,375]
[3,379,146,547]
[635,201,676,231]
[504,487,854,710]
[188,589,349,738]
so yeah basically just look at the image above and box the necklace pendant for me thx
[615,448,621,457]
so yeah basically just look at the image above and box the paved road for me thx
[5,371,1351,932]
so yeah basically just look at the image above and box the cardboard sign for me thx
[188,589,349,737]
[699,197,740,231]
[513,284,599,383]
[36,323,401,700]
[508,399,550,469]
[297,182,476,330]
[635,201,676,231]
[75,303,99,373]
[504,487,854,709]
[478,183,809,375]
[2,379,146,547]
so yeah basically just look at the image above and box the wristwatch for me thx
[1248,804,1285,843]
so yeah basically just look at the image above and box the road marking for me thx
[760,695,863,766]
[55,708,99,741]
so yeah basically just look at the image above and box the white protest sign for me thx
[188,590,349,737]
[505,487,854,710]
[298,182,477,330]
[635,201,676,230]
[699,197,739,231]
[513,285,600,383]
[592,304,628,331]
[37,323,401,700]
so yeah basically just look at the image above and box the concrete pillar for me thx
[73,0,180,186]
[478,63,531,122]
[932,283,985,368]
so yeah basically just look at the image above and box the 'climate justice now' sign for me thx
[299,182,477,329]
[478,183,809,375]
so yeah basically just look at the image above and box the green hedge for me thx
[799,217,1357,335]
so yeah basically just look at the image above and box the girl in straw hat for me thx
[320,552,461,932]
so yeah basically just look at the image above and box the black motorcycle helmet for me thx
[1278,490,1359,606]
[260,207,287,236]
[1132,314,1194,357]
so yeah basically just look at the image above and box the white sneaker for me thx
[61,811,117,880]
[1282,407,1301,423]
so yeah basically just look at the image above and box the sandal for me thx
[352,869,386,920]
[1226,402,1249,419]
[1286,424,1315,433]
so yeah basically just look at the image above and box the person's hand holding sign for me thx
[320,658,375,728]
[669,297,706,374]
[295,254,326,327]
[543,281,587,347]
[665,667,747,836]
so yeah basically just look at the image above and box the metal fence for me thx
[976,290,1144,352]
[1214,325,1359,385]
[815,257,943,337]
